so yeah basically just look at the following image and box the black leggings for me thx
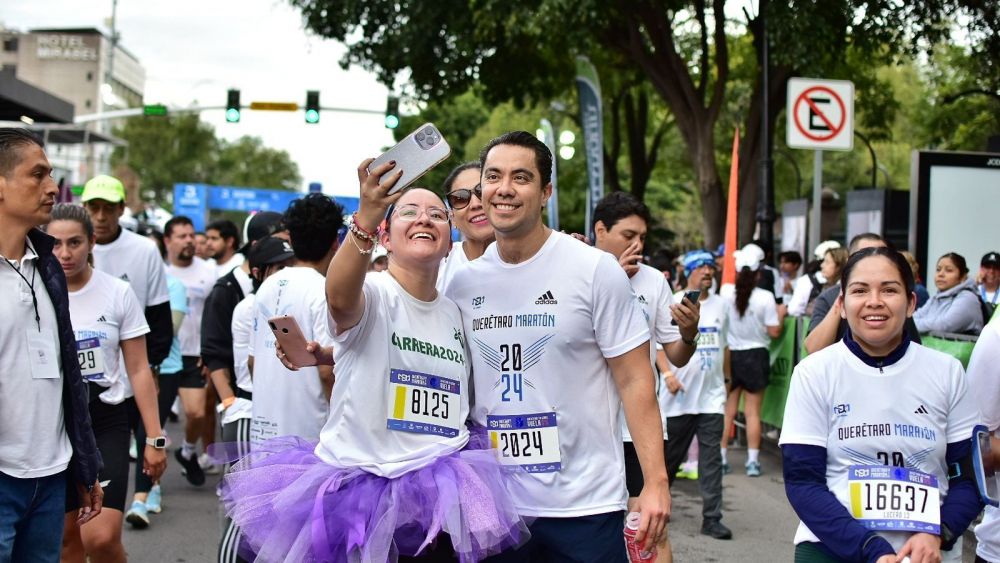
[133,371,181,494]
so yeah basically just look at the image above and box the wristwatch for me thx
[682,333,700,347]
[145,436,167,449]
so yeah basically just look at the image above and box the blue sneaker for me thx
[721,462,731,475]
[146,485,162,514]
[746,461,761,477]
[125,500,149,529]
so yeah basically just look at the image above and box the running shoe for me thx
[145,484,162,514]
[199,452,220,476]
[128,437,137,461]
[125,500,150,529]
[745,461,761,477]
[701,520,733,540]
[175,449,206,486]
[676,462,699,480]
[721,462,731,475]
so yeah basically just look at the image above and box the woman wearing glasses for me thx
[218,160,526,563]
[438,162,494,290]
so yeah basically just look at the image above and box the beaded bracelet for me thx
[350,213,377,242]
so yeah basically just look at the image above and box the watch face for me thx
[149,437,167,449]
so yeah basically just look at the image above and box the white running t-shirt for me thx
[720,284,779,350]
[316,272,471,478]
[662,292,727,416]
[446,231,650,517]
[250,266,334,446]
[223,293,254,426]
[92,228,169,308]
[216,253,245,279]
[780,342,978,560]
[967,318,1000,563]
[436,242,470,292]
[68,270,150,405]
[167,257,217,356]
[621,263,680,441]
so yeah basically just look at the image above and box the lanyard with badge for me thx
[847,465,941,534]
[5,252,60,379]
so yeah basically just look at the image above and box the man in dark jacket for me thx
[0,128,103,560]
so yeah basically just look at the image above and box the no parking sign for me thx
[786,78,854,151]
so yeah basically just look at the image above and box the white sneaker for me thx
[198,452,220,475]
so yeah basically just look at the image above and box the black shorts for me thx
[730,348,770,392]
[67,396,132,513]
[623,439,668,497]
[177,355,205,389]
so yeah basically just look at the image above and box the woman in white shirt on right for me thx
[720,247,784,477]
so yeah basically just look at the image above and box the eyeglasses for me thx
[445,184,483,210]
[392,204,450,224]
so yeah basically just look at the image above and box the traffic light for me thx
[305,90,320,124]
[385,96,399,129]
[226,89,241,123]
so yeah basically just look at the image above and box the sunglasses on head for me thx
[445,184,483,210]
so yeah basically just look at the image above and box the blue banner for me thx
[173,183,359,232]
[539,119,559,231]
[575,56,603,240]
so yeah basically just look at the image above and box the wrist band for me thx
[350,213,377,242]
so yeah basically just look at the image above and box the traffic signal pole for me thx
[74,104,385,124]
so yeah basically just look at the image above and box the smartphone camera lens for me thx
[282,328,289,334]
[415,132,426,142]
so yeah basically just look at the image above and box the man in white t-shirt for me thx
[662,250,732,540]
[205,219,245,278]
[249,194,340,446]
[82,175,172,368]
[164,216,218,485]
[967,317,1000,562]
[446,132,669,561]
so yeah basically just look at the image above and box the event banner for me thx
[575,56,603,240]
[539,118,560,231]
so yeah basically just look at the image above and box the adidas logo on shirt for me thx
[119,274,130,282]
[96,315,108,323]
[637,295,649,305]
[914,404,929,414]
[535,290,558,305]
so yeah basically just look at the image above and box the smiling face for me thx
[0,142,58,229]
[380,188,452,269]
[48,219,94,280]
[840,255,916,356]
[934,256,965,292]
[447,167,493,244]
[480,144,551,238]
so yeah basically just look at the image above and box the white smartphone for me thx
[973,424,1000,507]
[367,123,451,194]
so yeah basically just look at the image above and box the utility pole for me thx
[756,0,776,258]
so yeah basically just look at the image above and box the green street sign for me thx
[143,104,168,116]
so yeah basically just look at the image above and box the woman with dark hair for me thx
[781,247,982,562]
[437,161,493,290]
[913,252,984,335]
[45,204,167,560]
[216,161,526,562]
[720,247,784,477]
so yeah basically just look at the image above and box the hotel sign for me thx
[36,35,99,62]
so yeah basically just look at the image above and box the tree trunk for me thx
[693,127,726,248]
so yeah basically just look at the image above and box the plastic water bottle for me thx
[624,511,657,562]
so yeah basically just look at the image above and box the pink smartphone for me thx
[268,315,317,367]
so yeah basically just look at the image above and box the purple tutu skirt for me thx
[219,434,529,563]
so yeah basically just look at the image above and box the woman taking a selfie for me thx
[46,204,167,562]
[218,161,526,562]
[781,247,982,563]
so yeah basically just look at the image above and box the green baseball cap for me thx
[81,175,126,203]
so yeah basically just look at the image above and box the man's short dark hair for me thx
[0,128,43,178]
[206,219,241,251]
[778,251,803,266]
[847,232,884,254]
[592,191,651,232]
[479,131,552,188]
[283,193,345,262]
[164,216,193,238]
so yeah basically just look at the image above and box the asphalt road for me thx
[121,421,980,562]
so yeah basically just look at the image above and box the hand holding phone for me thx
[269,316,318,368]
[671,289,704,326]
[973,424,1000,507]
